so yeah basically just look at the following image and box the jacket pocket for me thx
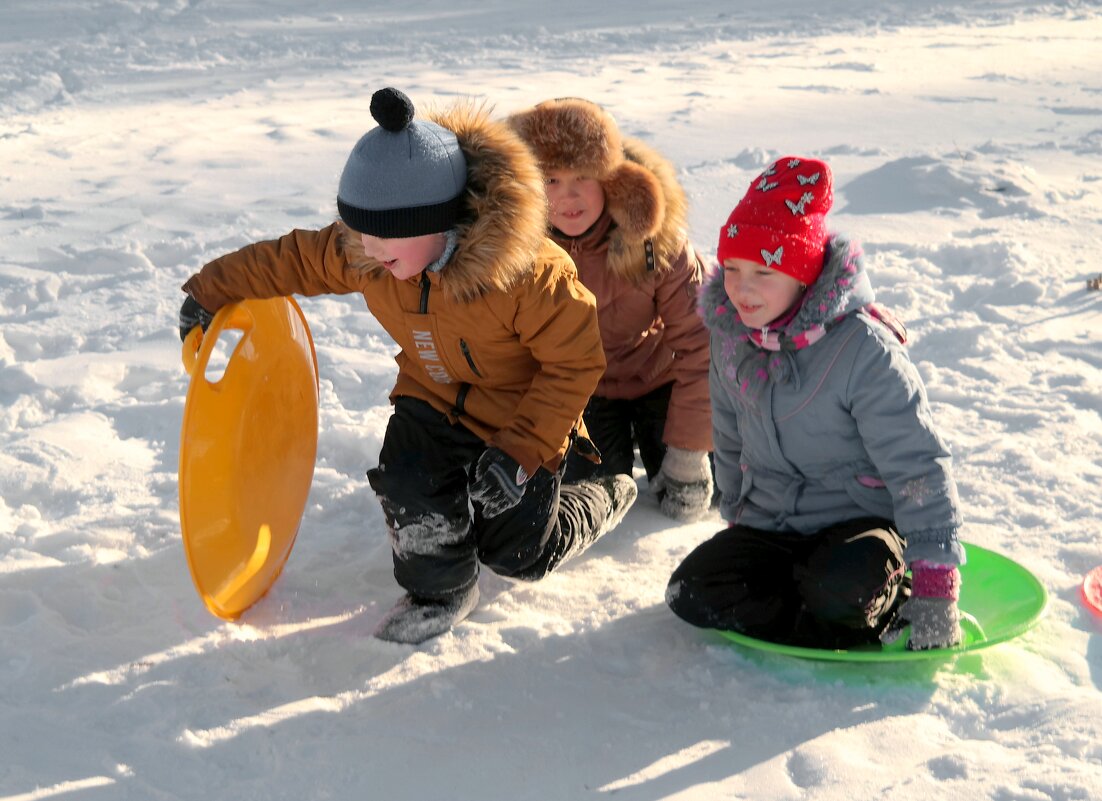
[842,473,894,519]
[458,339,484,380]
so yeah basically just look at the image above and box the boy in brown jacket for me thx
[508,98,713,521]
[178,88,637,644]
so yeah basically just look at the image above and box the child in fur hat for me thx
[666,156,966,651]
[177,88,638,644]
[508,98,714,521]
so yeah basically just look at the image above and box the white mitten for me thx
[652,447,712,522]
[881,561,963,650]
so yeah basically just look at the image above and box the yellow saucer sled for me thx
[178,297,319,620]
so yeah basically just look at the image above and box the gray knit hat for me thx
[337,88,468,238]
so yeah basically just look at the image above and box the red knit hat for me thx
[716,156,833,285]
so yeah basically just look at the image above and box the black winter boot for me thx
[373,583,480,645]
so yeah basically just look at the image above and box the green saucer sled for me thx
[718,543,1047,662]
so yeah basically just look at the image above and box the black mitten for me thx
[179,295,214,342]
[469,447,529,518]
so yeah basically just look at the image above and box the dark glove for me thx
[651,447,712,521]
[880,561,963,650]
[179,295,214,342]
[469,447,529,518]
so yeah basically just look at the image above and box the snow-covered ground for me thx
[2,2,1101,799]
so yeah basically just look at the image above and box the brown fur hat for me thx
[507,98,664,242]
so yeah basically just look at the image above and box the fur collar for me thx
[700,235,875,337]
[337,100,548,303]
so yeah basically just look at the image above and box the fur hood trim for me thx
[604,137,689,283]
[338,99,548,303]
[507,99,693,281]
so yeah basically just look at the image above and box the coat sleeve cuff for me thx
[902,529,966,566]
[488,436,544,481]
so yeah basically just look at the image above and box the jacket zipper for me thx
[459,340,482,377]
[419,272,430,313]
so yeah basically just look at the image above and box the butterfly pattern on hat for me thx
[760,246,784,267]
[785,192,815,216]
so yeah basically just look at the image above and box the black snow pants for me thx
[366,397,611,599]
[564,383,674,483]
[564,383,717,507]
[666,517,907,649]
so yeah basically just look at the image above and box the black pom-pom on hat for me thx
[370,88,415,132]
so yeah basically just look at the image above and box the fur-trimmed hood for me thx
[535,137,692,284]
[337,100,548,303]
[506,98,691,283]
[604,137,692,282]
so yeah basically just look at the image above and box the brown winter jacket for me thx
[182,102,605,477]
[549,139,712,453]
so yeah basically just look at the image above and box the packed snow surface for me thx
[1,2,1100,799]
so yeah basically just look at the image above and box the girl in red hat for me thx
[667,156,966,651]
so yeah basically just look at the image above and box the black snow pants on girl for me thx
[366,397,613,601]
[666,517,907,649]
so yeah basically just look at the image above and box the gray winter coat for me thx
[701,236,964,565]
